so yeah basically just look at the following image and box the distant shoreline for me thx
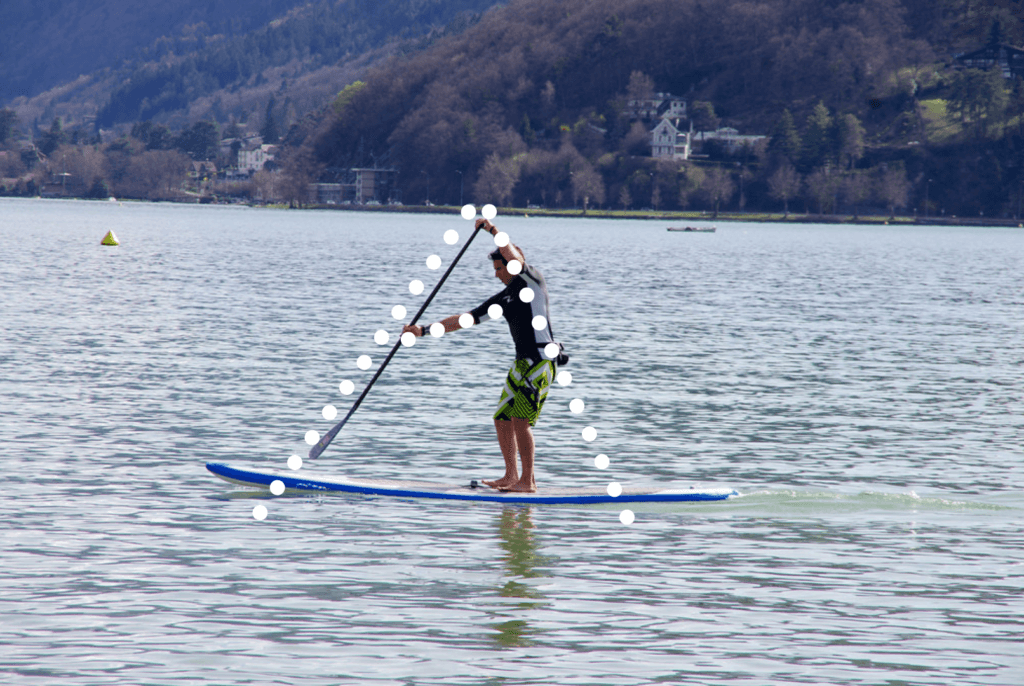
[9,196,1023,228]
[304,203,1024,228]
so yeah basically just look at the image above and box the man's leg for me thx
[501,417,536,493]
[483,419,519,488]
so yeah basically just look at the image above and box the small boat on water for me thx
[667,226,716,233]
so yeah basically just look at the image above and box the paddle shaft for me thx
[308,224,484,459]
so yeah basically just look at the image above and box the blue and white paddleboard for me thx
[207,462,738,505]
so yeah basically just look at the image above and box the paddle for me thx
[308,222,485,459]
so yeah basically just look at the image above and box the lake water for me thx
[1,197,1021,685]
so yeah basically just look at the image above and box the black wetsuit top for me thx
[470,264,555,362]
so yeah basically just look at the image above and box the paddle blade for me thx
[308,422,343,459]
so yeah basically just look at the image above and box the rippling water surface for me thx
[1,198,1022,685]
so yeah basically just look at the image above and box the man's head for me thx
[489,247,523,284]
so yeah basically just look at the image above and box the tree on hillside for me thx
[767,110,801,165]
[176,121,220,160]
[621,121,651,156]
[37,118,67,156]
[0,108,18,145]
[626,70,655,101]
[131,121,173,150]
[690,102,719,133]
[262,99,281,145]
[801,102,834,169]
[948,69,1010,139]
[836,114,866,170]
[767,162,801,217]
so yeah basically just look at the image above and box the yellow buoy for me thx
[101,230,119,246]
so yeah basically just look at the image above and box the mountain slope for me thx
[0,0,310,102]
[2,0,503,132]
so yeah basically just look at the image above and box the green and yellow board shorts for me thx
[494,358,555,426]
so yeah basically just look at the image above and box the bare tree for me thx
[117,150,190,200]
[678,163,705,209]
[570,160,605,212]
[767,163,801,217]
[876,166,911,219]
[627,71,655,101]
[619,185,632,209]
[840,172,872,220]
[805,165,842,214]
[474,152,520,207]
[698,167,735,218]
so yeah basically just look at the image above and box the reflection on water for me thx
[491,507,546,647]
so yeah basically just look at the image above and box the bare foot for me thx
[499,479,537,493]
[483,476,517,489]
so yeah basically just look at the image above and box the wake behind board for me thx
[207,462,738,505]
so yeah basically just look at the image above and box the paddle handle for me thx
[308,224,484,459]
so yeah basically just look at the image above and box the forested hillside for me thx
[297,0,1023,216]
[1,0,502,132]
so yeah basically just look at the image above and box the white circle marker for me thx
[620,509,635,525]
[357,355,372,370]
[374,329,390,346]
[482,204,497,220]
[556,370,572,386]
[270,480,285,496]
[507,260,523,276]
[322,404,338,420]
[544,342,560,359]
[444,229,459,245]
[305,430,320,445]
[582,426,597,442]
[429,322,445,337]
[569,398,585,414]
[607,482,622,497]
[253,504,268,520]
[531,315,547,330]
[339,380,355,395]
[391,305,407,320]
[409,280,424,295]
[288,454,303,470]
[401,331,417,347]
[493,231,509,247]
[458,313,474,329]
[426,254,442,270]
[518,286,534,302]
[488,303,504,319]
[461,204,476,220]
[595,454,609,469]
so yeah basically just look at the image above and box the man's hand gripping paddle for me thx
[308,222,484,459]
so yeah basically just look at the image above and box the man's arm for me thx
[477,218,524,265]
[402,313,468,337]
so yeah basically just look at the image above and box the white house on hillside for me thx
[650,118,691,160]
[238,143,277,174]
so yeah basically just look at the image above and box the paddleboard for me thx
[206,462,738,505]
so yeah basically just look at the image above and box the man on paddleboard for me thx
[403,218,563,493]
